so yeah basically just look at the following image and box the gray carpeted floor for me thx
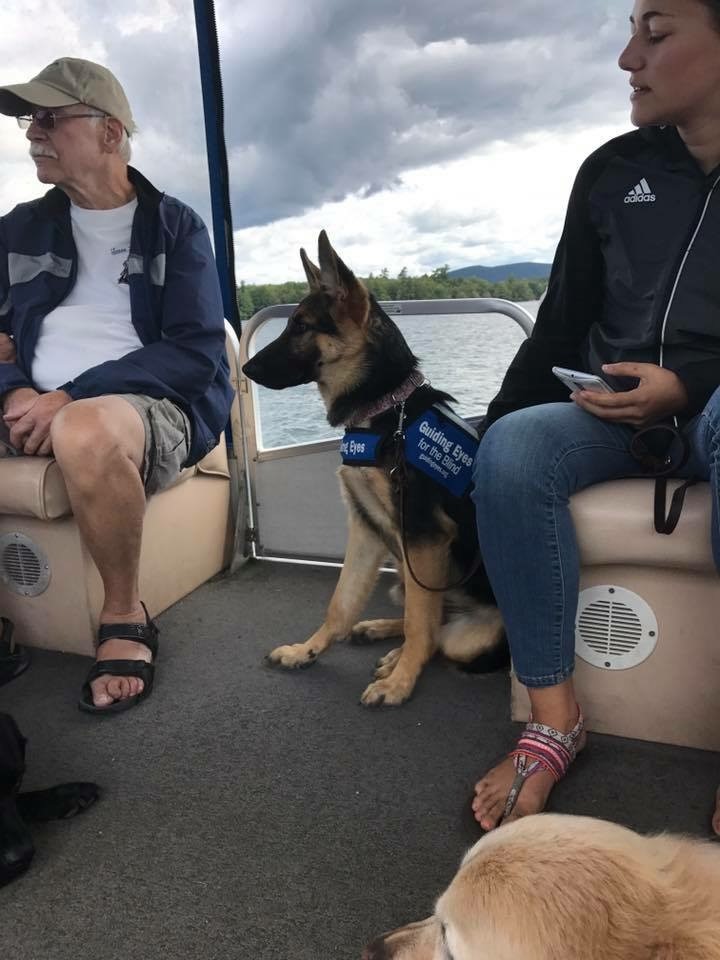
[1,560,718,959]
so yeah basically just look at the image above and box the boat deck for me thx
[2,560,718,959]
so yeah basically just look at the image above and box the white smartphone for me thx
[551,366,615,394]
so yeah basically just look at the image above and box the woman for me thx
[471,0,720,832]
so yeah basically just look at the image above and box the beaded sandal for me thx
[502,708,585,822]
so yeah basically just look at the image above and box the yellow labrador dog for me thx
[363,814,720,960]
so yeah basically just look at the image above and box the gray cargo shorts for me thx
[0,393,191,496]
[121,394,192,496]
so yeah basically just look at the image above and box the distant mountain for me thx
[447,262,551,281]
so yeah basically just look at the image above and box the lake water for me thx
[251,301,540,448]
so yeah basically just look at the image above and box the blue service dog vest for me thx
[340,403,478,497]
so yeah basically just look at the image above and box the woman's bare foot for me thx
[472,756,558,830]
[472,712,586,831]
[712,787,720,836]
[472,757,555,830]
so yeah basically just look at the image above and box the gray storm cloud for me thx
[7,0,632,232]
[213,0,630,226]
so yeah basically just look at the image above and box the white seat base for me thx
[511,478,720,752]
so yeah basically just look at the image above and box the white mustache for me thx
[30,146,58,159]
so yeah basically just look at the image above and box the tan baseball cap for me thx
[0,57,135,134]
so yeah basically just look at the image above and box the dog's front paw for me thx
[360,675,415,707]
[350,619,403,645]
[350,622,381,645]
[374,646,402,679]
[266,643,319,669]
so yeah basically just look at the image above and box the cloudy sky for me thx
[0,0,634,283]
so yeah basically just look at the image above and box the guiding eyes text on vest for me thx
[31,199,144,391]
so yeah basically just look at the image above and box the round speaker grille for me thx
[0,533,51,597]
[575,585,657,670]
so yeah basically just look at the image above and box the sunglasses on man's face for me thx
[16,109,106,130]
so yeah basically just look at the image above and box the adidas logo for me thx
[624,177,656,203]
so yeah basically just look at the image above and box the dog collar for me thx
[346,369,427,427]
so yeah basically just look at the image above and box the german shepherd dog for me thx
[242,232,506,706]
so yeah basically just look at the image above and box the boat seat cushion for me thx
[0,437,230,521]
[570,478,714,573]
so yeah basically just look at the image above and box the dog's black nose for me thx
[242,356,266,384]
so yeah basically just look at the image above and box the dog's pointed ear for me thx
[317,230,357,301]
[299,248,322,292]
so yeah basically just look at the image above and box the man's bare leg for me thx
[471,677,584,830]
[50,397,151,708]
[712,789,720,835]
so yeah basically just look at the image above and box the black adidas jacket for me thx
[483,125,720,432]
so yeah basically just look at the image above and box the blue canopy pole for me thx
[193,0,241,334]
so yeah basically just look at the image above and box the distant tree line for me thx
[237,265,548,323]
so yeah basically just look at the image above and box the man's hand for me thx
[570,362,689,427]
[0,334,15,363]
[2,387,40,422]
[6,390,72,456]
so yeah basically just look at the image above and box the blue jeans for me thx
[471,389,720,688]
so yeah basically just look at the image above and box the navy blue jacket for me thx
[0,167,234,466]
[484,126,720,432]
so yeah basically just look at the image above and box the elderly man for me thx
[0,58,234,714]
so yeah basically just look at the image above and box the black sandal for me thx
[78,603,159,714]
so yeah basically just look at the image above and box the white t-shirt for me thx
[32,198,144,391]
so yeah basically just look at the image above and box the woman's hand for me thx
[570,362,688,427]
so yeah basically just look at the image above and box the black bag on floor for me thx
[0,713,100,888]
[0,713,34,887]
[0,712,25,793]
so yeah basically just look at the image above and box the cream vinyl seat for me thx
[512,478,720,751]
[0,324,242,657]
